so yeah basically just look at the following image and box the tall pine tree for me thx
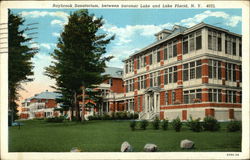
[8,10,38,122]
[45,9,114,121]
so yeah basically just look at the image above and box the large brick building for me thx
[20,91,62,119]
[122,22,242,121]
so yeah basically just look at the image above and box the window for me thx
[144,75,147,89]
[183,60,202,81]
[183,36,188,54]
[168,42,173,58]
[233,64,236,82]
[165,92,168,105]
[169,67,173,83]
[173,66,178,83]
[157,51,161,62]
[189,90,195,103]
[164,69,168,85]
[173,40,177,57]
[125,63,128,73]
[153,72,157,86]
[150,73,153,87]
[149,54,152,65]
[208,30,222,51]
[208,59,222,80]
[183,91,189,104]
[189,34,195,51]
[125,80,128,92]
[164,47,168,60]
[183,63,189,81]
[218,62,222,80]
[190,62,195,79]
[208,89,222,102]
[196,60,202,78]
[183,89,202,104]
[196,31,202,50]
[225,35,232,54]
[157,71,161,86]
[232,38,236,55]
[137,77,140,90]
[172,91,176,104]
[217,33,222,51]
[109,79,113,86]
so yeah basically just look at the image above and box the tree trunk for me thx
[81,86,85,121]
[74,91,81,121]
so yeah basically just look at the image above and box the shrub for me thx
[227,120,241,132]
[172,117,182,132]
[102,113,111,120]
[121,112,128,120]
[111,112,115,120]
[46,116,64,123]
[203,116,220,131]
[187,117,203,132]
[88,116,94,121]
[130,120,137,131]
[133,112,139,119]
[161,119,169,130]
[152,117,160,130]
[139,120,149,130]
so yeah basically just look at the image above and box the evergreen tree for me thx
[8,10,38,122]
[45,9,114,121]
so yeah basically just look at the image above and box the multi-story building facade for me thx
[20,90,62,119]
[123,22,242,121]
[94,67,125,114]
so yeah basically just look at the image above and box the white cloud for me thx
[20,11,68,21]
[29,43,56,50]
[20,11,69,27]
[102,23,173,46]
[179,10,241,27]
[51,19,66,26]
[52,32,60,37]
[226,16,242,27]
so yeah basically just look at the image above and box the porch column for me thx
[154,93,157,113]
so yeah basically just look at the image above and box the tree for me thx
[45,9,114,121]
[8,10,38,122]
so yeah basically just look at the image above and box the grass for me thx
[9,120,241,152]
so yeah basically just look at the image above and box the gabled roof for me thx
[103,67,123,79]
[30,91,61,100]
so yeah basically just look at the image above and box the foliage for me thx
[139,120,149,130]
[44,9,114,121]
[46,116,64,123]
[203,116,220,131]
[87,112,138,121]
[171,117,182,132]
[227,120,241,132]
[161,119,169,130]
[129,121,137,131]
[186,117,203,132]
[102,113,111,120]
[152,117,160,130]
[8,10,38,121]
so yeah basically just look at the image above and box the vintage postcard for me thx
[0,0,249,159]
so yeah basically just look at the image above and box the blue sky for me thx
[11,9,242,100]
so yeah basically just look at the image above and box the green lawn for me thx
[9,120,241,152]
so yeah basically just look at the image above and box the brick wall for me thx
[110,78,124,93]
